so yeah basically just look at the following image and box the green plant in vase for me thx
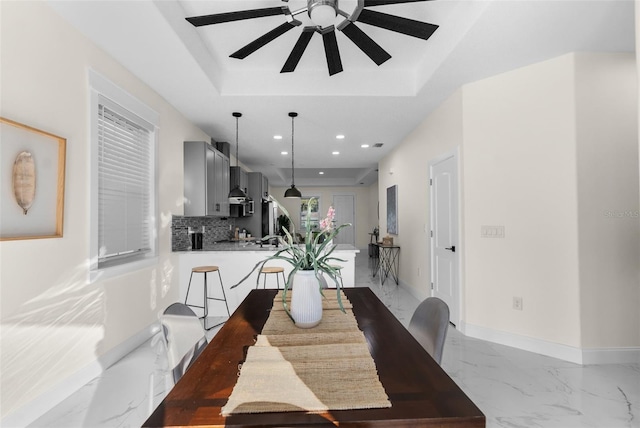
[232,197,351,326]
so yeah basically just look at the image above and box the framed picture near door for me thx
[387,185,397,234]
[0,117,66,240]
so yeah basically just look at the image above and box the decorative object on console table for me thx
[386,184,397,235]
[232,198,351,328]
[0,117,66,240]
[382,236,393,246]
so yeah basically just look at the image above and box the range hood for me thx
[229,195,247,205]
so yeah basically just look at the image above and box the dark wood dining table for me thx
[143,288,485,427]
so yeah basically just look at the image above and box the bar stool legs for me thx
[257,266,286,290]
[185,265,230,330]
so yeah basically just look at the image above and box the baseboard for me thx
[581,347,640,365]
[398,279,429,302]
[1,322,160,428]
[462,322,640,365]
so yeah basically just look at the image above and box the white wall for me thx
[270,185,376,250]
[0,2,210,420]
[574,53,640,348]
[378,90,464,301]
[379,52,639,353]
[463,54,583,346]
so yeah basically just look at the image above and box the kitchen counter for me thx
[174,241,360,253]
[176,243,360,319]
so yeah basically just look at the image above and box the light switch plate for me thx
[481,225,505,238]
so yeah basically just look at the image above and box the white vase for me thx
[290,270,323,328]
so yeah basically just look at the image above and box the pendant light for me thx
[229,112,248,200]
[284,112,302,199]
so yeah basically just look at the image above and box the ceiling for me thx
[48,0,635,187]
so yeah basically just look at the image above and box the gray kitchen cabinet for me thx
[184,141,230,217]
[230,166,249,195]
[261,174,269,200]
[215,151,230,216]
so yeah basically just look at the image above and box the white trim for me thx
[89,256,159,283]
[88,69,159,126]
[462,321,640,365]
[87,68,160,283]
[581,347,640,365]
[0,322,160,428]
[398,278,429,303]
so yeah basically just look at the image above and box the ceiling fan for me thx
[185,0,438,76]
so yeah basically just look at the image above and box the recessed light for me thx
[336,135,345,140]
[281,151,288,155]
[332,151,340,155]
[274,135,283,140]
[361,144,370,148]
[319,171,324,175]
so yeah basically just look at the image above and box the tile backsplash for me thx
[172,215,235,250]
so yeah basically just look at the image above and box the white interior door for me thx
[332,194,355,246]
[430,151,460,326]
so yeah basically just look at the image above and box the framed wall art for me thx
[387,185,397,235]
[1,117,66,240]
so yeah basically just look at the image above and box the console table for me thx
[371,243,400,285]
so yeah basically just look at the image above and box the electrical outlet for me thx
[513,296,523,311]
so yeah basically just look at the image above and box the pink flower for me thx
[320,206,335,231]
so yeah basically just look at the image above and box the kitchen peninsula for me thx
[175,242,360,317]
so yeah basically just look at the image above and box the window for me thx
[89,70,158,281]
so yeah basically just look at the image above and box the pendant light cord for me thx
[233,112,242,189]
[235,115,239,168]
[291,114,295,186]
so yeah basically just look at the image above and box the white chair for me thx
[408,297,450,365]
[161,302,208,383]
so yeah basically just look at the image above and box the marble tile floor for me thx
[30,254,639,428]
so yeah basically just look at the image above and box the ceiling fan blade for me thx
[186,7,284,27]
[322,27,343,76]
[356,9,438,40]
[230,22,297,59]
[340,22,391,66]
[281,27,316,73]
[364,0,432,6]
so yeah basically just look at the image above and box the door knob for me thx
[445,245,456,252]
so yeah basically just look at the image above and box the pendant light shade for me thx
[285,112,302,199]
[229,112,248,200]
[284,185,302,198]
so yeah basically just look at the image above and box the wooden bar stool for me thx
[185,265,230,330]
[257,266,286,290]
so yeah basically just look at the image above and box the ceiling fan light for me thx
[309,0,337,28]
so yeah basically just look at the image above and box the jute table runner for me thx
[220,291,391,416]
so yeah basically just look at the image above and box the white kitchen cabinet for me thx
[184,141,230,217]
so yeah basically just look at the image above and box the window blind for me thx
[97,99,153,267]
